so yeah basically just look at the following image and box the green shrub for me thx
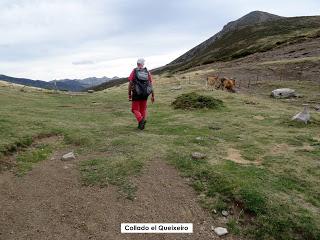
[172,92,224,110]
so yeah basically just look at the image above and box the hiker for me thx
[128,58,155,130]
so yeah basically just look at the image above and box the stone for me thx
[292,105,310,124]
[271,88,296,98]
[61,152,76,161]
[195,137,204,141]
[191,152,206,160]
[87,90,94,93]
[213,227,228,236]
[170,86,182,90]
[314,105,320,112]
[221,210,229,217]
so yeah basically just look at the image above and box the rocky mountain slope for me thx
[155,11,320,73]
[170,11,283,65]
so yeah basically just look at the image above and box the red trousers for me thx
[131,100,147,122]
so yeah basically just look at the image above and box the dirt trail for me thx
[0,151,238,240]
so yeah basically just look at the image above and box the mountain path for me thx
[0,149,239,240]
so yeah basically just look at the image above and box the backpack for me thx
[132,67,153,100]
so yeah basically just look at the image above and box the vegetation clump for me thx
[172,92,223,110]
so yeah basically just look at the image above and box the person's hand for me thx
[151,95,155,103]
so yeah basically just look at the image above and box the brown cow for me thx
[217,77,236,92]
[206,76,219,90]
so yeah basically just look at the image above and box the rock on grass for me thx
[213,227,228,236]
[191,152,206,160]
[61,152,76,161]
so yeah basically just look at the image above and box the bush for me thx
[172,92,223,110]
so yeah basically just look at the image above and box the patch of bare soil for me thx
[0,151,240,239]
[271,143,315,155]
[226,148,260,165]
[0,135,62,173]
[253,115,265,120]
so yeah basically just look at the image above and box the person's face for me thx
[137,63,144,68]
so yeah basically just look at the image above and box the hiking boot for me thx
[140,119,146,130]
[138,118,145,130]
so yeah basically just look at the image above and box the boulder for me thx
[292,105,310,124]
[271,88,296,98]
[191,152,206,160]
[213,227,228,236]
[195,137,204,141]
[61,152,76,161]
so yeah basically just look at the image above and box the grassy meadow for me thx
[0,77,319,239]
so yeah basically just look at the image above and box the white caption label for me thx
[121,223,193,234]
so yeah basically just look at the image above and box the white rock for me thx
[170,86,182,90]
[292,105,310,124]
[195,137,204,141]
[61,152,76,161]
[221,210,229,217]
[213,227,228,236]
[191,152,206,160]
[271,88,296,98]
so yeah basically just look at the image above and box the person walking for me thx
[128,58,155,130]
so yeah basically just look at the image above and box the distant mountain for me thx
[156,11,320,73]
[86,78,127,92]
[51,76,118,91]
[0,75,118,92]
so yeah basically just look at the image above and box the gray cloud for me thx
[0,0,319,80]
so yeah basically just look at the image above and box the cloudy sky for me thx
[0,0,319,81]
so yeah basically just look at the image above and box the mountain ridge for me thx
[0,74,119,92]
[170,11,283,65]
[157,11,320,73]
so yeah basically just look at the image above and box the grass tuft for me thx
[172,92,224,110]
[16,144,52,176]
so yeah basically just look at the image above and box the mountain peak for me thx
[222,11,283,32]
[169,11,283,65]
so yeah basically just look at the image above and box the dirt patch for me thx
[0,135,62,173]
[0,152,240,239]
[33,135,63,146]
[271,144,290,155]
[253,115,265,120]
[226,148,260,165]
[271,143,315,155]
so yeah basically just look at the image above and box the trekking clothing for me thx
[131,99,147,123]
[128,67,153,100]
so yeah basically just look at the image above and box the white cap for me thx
[137,58,145,65]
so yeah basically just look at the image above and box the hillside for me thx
[1,73,320,239]
[156,12,320,73]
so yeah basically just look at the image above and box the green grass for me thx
[0,79,319,239]
[80,156,143,200]
[16,144,53,176]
